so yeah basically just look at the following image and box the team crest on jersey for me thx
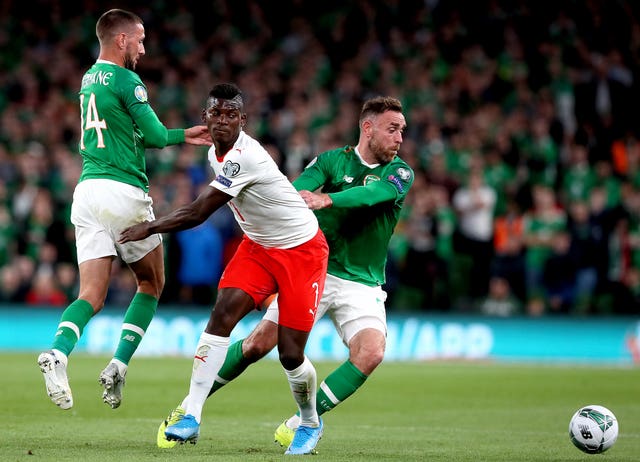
[134,85,148,102]
[363,174,380,185]
[222,160,241,177]
[396,167,411,181]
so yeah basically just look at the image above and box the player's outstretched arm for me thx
[118,186,231,243]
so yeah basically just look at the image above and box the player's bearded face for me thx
[368,111,405,164]
[123,25,145,71]
[369,138,394,164]
[369,130,401,164]
[123,41,143,70]
[123,52,136,70]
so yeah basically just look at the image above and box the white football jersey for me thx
[208,130,318,248]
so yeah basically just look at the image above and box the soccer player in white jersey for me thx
[156,96,413,450]
[118,83,328,455]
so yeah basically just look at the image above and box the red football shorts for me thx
[219,229,329,331]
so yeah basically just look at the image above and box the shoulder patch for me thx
[387,175,405,193]
[222,160,241,177]
[215,175,232,187]
[134,85,148,102]
[396,167,411,181]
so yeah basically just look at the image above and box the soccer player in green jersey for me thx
[157,96,414,448]
[37,9,211,411]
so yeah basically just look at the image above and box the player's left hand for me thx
[118,222,152,243]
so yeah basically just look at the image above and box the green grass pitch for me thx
[4,353,639,461]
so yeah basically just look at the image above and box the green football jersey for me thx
[294,146,414,287]
[78,61,156,191]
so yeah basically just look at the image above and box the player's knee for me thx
[77,293,105,313]
[156,271,165,293]
[242,332,276,361]
[351,345,385,374]
[135,273,164,299]
[368,348,385,368]
[278,350,305,371]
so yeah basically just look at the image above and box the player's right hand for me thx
[299,190,333,210]
[118,222,152,243]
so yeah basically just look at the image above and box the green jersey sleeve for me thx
[135,112,185,147]
[328,180,398,208]
[292,161,325,192]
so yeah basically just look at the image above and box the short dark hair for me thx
[209,83,243,102]
[359,96,403,123]
[96,9,142,44]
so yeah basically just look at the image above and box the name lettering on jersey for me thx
[343,175,354,183]
[81,71,113,88]
[134,86,148,102]
[363,174,380,185]
[387,174,405,193]
[222,160,241,177]
[215,174,232,187]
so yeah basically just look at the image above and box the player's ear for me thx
[362,119,373,138]
[117,32,127,50]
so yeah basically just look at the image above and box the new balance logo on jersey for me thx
[343,175,354,183]
[122,334,136,342]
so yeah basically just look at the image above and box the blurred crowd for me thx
[1,0,640,316]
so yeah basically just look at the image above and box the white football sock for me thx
[184,332,230,422]
[283,356,319,427]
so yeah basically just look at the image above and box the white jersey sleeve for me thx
[208,131,318,248]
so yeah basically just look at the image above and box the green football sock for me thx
[51,299,94,356]
[113,292,157,365]
[208,339,252,395]
[316,360,368,415]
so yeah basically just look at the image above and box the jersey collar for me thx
[354,147,380,169]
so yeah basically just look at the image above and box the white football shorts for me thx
[71,179,162,265]
[263,272,387,345]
